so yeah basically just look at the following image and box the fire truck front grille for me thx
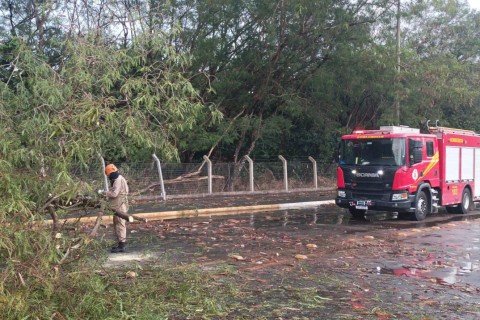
[349,182,390,200]
[352,181,385,190]
[351,192,386,200]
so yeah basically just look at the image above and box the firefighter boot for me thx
[111,242,126,253]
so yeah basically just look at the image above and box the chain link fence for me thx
[74,157,337,200]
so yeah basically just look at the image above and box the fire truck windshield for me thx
[339,138,406,166]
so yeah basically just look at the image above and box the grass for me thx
[0,222,242,320]
[1,262,240,319]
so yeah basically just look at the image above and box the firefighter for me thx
[100,163,132,253]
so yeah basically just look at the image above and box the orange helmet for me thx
[105,163,118,176]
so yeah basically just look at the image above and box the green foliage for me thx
[0,10,221,320]
[0,31,220,216]
[391,0,480,128]
[177,0,387,161]
[0,229,234,320]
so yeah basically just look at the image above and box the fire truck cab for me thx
[335,125,480,220]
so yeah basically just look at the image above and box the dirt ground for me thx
[96,193,480,320]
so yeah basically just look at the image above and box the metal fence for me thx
[76,155,337,200]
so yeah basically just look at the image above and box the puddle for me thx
[249,208,348,227]
[376,265,459,285]
[237,207,409,228]
[376,258,480,287]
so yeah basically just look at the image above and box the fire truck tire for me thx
[453,188,473,214]
[348,208,366,219]
[412,191,428,221]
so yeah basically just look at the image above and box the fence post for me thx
[308,156,318,189]
[278,155,288,192]
[97,152,109,192]
[203,155,213,194]
[244,155,254,192]
[152,154,167,201]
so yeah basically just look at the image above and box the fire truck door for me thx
[408,139,423,167]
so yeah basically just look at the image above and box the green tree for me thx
[397,0,480,130]
[167,0,390,169]
[0,13,220,316]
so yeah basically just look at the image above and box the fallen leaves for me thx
[294,254,308,260]
[373,309,393,319]
[419,299,440,305]
[350,302,365,310]
[280,306,301,311]
[196,256,209,261]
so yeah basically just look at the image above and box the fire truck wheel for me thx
[348,208,366,219]
[454,188,473,214]
[412,191,428,221]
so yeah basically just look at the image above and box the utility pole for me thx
[395,0,401,124]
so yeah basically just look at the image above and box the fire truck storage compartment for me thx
[461,148,474,181]
[476,149,480,197]
[445,147,460,182]
[445,146,480,197]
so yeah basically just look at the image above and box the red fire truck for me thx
[335,124,480,220]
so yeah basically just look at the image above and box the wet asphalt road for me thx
[115,201,480,287]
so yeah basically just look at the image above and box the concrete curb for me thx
[41,200,336,225]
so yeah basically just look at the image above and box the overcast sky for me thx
[468,0,480,9]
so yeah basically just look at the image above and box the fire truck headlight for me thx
[351,169,357,175]
[392,193,408,201]
[338,190,346,198]
[378,170,384,175]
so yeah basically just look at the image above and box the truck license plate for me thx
[355,200,370,210]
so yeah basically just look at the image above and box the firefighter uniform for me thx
[105,174,129,243]
[103,163,130,253]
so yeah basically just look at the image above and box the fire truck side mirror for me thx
[336,142,341,163]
